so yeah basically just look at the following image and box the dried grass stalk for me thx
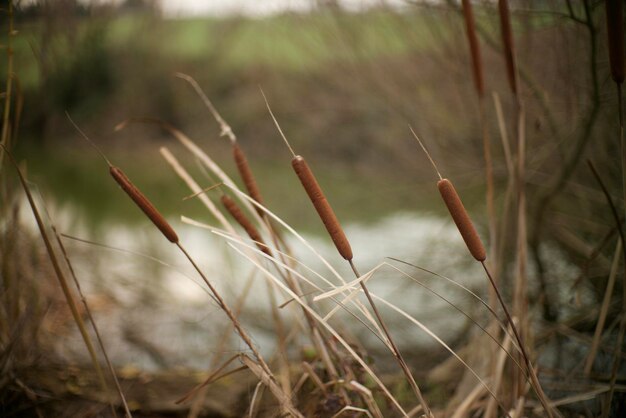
[291,155,353,261]
[437,179,486,261]
[110,166,179,243]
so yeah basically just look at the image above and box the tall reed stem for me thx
[348,260,432,418]
[481,262,554,418]
[176,243,273,377]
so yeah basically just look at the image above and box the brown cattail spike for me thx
[221,194,271,256]
[498,0,517,95]
[438,179,486,261]
[110,166,179,243]
[291,156,353,261]
[233,142,264,214]
[461,0,485,97]
[606,0,625,84]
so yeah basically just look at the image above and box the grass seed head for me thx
[461,0,485,97]
[437,178,486,261]
[233,142,264,213]
[291,155,353,261]
[221,194,271,256]
[498,0,517,95]
[110,166,179,243]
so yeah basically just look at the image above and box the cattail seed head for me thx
[110,166,179,243]
[291,155,353,261]
[233,142,264,214]
[606,0,625,84]
[221,194,271,256]
[461,0,485,97]
[437,179,486,261]
[498,0,518,95]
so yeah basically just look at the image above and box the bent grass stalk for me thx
[0,145,116,416]
[409,128,555,417]
[261,89,432,416]
[218,192,292,395]
[39,203,133,418]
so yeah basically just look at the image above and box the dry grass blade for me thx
[239,355,304,418]
[174,72,236,142]
[387,257,519,350]
[219,184,391,344]
[584,239,621,375]
[0,145,115,413]
[182,182,223,201]
[61,233,209,296]
[209,227,389,347]
[484,323,515,417]
[331,406,373,418]
[227,243,408,416]
[370,292,510,417]
[160,147,234,235]
[588,160,626,417]
[450,382,486,418]
[247,381,264,418]
[40,206,132,417]
[175,355,242,404]
[386,263,524,372]
[117,118,263,224]
[225,184,347,283]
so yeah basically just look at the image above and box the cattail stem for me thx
[176,242,273,378]
[349,261,432,418]
[481,262,554,418]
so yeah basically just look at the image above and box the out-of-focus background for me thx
[2,0,624,416]
[14,0,614,229]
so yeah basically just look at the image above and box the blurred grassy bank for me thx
[9,6,469,230]
[8,3,616,236]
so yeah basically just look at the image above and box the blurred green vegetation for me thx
[5,1,619,242]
